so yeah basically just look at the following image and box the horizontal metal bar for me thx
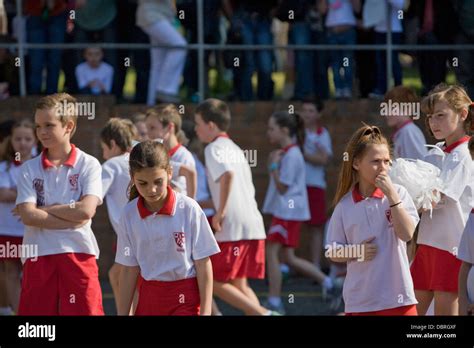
[0,43,473,51]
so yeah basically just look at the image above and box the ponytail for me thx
[271,111,306,150]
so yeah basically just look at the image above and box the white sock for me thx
[323,276,333,290]
[268,296,282,307]
[0,307,13,315]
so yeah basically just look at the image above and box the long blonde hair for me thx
[333,124,390,206]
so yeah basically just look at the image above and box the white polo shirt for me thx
[304,127,333,189]
[194,154,215,217]
[263,144,310,221]
[391,121,427,160]
[458,213,474,302]
[102,153,130,235]
[326,183,419,313]
[418,136,474,254]
[204,134,266,242]
[16,145,102,263]
[0,161,24,237]
[115,186,220,281]
[169,144,196,197]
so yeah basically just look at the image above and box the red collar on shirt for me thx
[282,143,297,153]
[137,185,176,219]
[316,127,323,135]
[391,120,413,140]
[168,143,182,157]
[352,183,385,203]
[12,159,22,166]
[211,133,230,143]
[443,136,470,154]
[41,144,77,169]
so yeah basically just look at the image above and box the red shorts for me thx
[0,236,23,261]
[345,304,418,316]
[267,217,302,248]
[306,187,327,226]
[410,244,462,293]
[135,276,200,316]
[210,239,265,282]
[18,253,104,315]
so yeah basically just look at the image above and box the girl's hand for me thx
[360,236,377,262]
[375,173,398,202]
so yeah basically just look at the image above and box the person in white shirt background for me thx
[327,124,419,315]
[263,110,336,315]
[411,84,474,315]
[99,118,136,313]
[75,46,114,95]
[384,86,427,161]
[0,119,37,315]
[145,104,197,198]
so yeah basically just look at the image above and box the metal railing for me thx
[0,0,472,101]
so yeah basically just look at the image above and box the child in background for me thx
[145,104,197,198]
[195,98,272,315]
[116,141,219,315]
[411,84,474,315]
[301,98,333,270]
[384,86,427,160]
[458,137,474,316]
[263,111,335,315]
[14,93,104,315]
[327,124,419,315]
[0,119,37,314]
[132,113,148,142]
[75,47,114,95]
[182,119,222,315]
[100,118,134,312]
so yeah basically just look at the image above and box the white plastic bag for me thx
[389,158,444,216]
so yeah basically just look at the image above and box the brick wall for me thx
[0,96,433,278]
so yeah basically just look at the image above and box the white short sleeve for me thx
[191,205,220,260]
[279,151,297,187]
[326,203,348,246]
[81,158,103,204]
[321,130,333,157]
[115,213,139,267]
[15,165,37,205]
[441,159,471,202]
[204,143,233,182]
[101,161,115,198]
[458,225,474,264]
[398,184,420,228]
[170,160,182,180]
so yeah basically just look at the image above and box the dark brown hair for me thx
[271,111,306,150]
[0,119,36,165]
[128,140,171,201]
[195,98,231,132]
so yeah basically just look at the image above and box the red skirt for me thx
[135,276,200,316]
[410,244,462,293]
[267,217,302,248]
[210,239,265,282]
[345,304,418,316]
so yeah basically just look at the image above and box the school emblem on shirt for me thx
[173,232,185,252]
[68,174,80,191]
[385,209,393,226]
[32,178,45,206]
